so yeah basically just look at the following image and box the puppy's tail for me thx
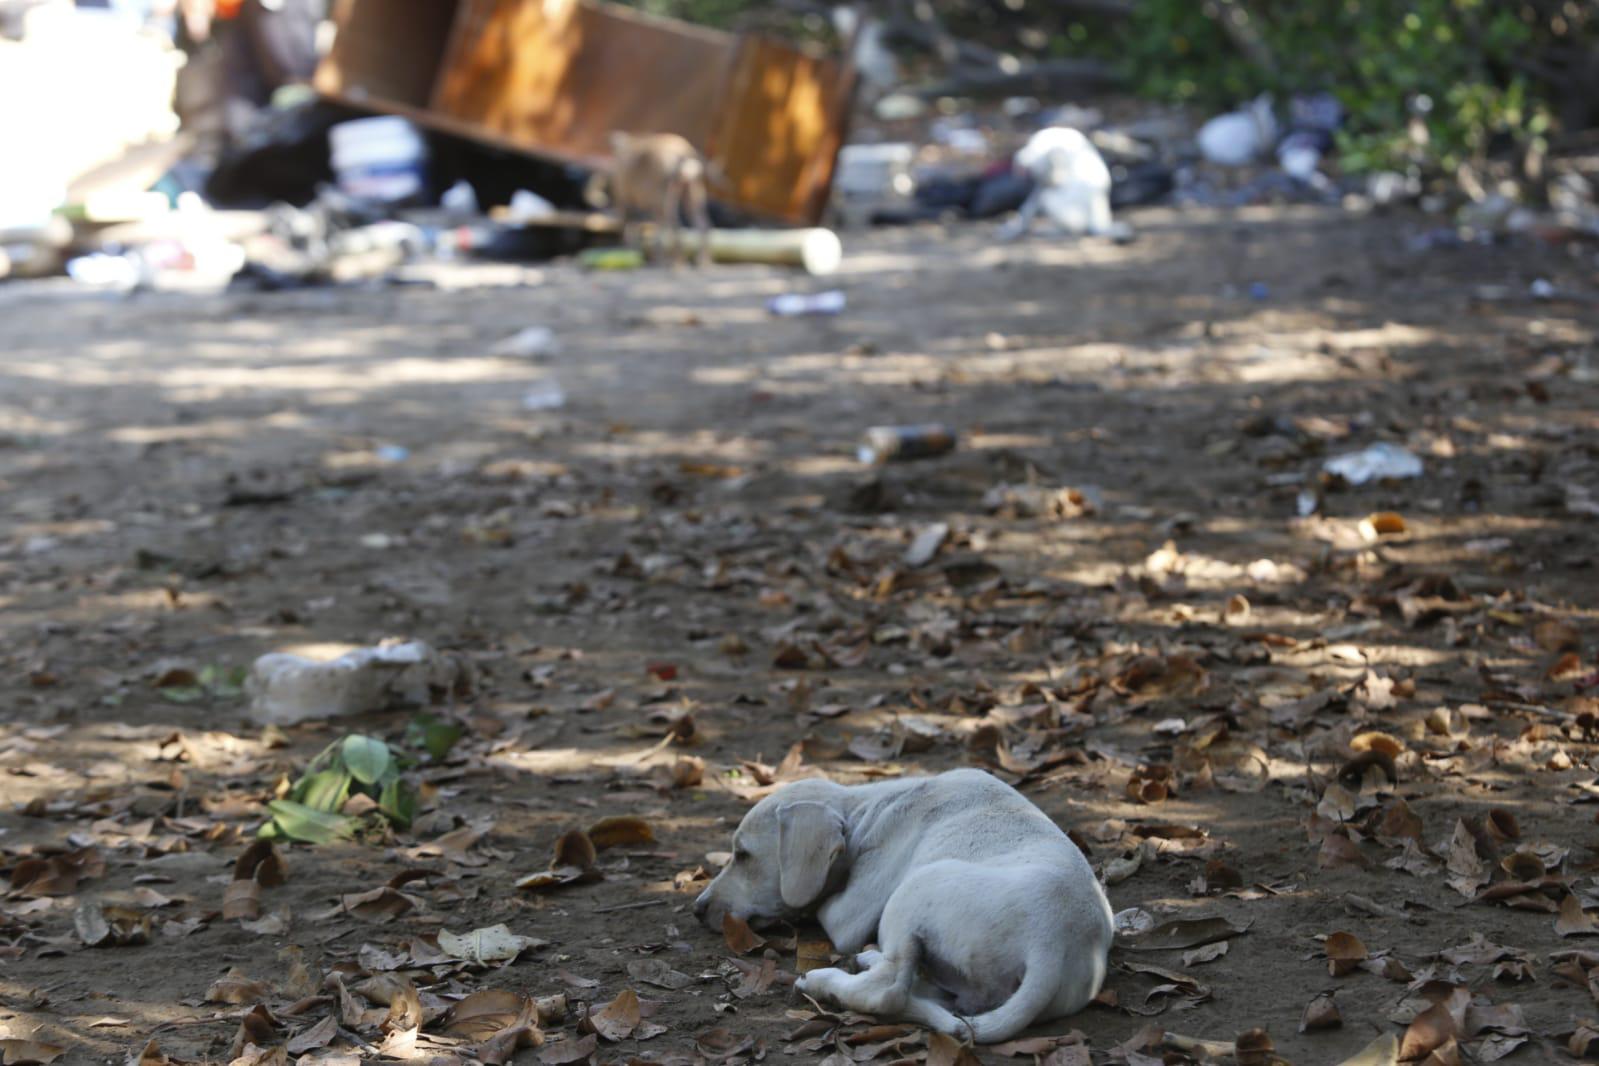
[961,958,1068,1045]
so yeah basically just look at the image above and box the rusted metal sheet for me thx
[314,0,849,225]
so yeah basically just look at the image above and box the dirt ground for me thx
[2,205,1599,1066]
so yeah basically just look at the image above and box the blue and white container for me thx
[328,116,427,202]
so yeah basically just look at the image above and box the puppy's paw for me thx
[795,966,846,1002]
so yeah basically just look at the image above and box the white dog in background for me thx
[693,768,1113,1044]
[999,126,1127,241]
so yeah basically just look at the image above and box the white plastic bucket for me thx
[328,116,427,202]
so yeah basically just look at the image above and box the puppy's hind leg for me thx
[686,172,711,267]
[997,192,1037,242]
[795,944,915,1017]
[661,179,684,268]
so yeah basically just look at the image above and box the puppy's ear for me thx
[777,801,846,910]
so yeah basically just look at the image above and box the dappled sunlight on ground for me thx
[0,208,1596,1062]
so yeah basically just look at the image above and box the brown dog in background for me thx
[601,132,712,267]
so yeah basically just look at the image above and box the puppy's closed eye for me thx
[733,847,752,864]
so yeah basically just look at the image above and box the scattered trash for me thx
[1276,132,1324,183]
[374,444,410,464]
[858,424,957,464]
[493,326,561,360]
[580,247,644,271]
[440,180,479,215]
[245,641,453,727]
[522,379,568,411]
[672,228,843,275]
[1368,171,1421,208]
[328,116,427,203]
[505,189,557,223]
[1197,95,1278,166]
[833,143,916,228]
[1249,282,1270,301]
[1323,443,1423,485]
[768,290,846,317]
[1531,278,1556,300]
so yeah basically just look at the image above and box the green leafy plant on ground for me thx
[154,663,248,704]
[262,734,416,844]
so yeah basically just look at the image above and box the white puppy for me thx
[693,768,1112,1043]
[998,126,1122,241]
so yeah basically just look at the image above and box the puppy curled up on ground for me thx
[694,768,1113,1043]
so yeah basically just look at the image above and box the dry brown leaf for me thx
[1223,594,1251,623]
[1557,893,1599,937]
[1377,799,1424,843]
[129,1040,174,1066]
[1235,1027,1274,1066]
[990,1033,1088,1058]
[1325,932,1368,977]
[229,1005,277,1061]
[1122,916,1248,952]
[1113,655,1209,702]
[1400,986,1468,1061]
[226,1047,286,1066]
[283,1015,337,1055]
[695,1027,756,1062]
[1039,1046,1092,1066]
[587,816,655,850]
[796,938,835,974]
[1359,511,1408,540]
[1535,619,1581,653]
[722,913,765,954]
[664,756,705,790]
[1336,1032,1400,1066]
[239,907,290,937]
[1125,764,1177,805]
[626,958,694,990]
[1300,991,1341,1032]
[926,1031,982,1066]
[441,988,538,1042]
[1182,941,1229,967]
[1318,832,1370,869]
[585,989,640,1042]
[334,886,413,922]
[1386,838,1440,877]
[233,840,287,887]
[206,968,269,1005]
[554,829,598,869]
[1550,652,1585,682]
[537,1034,597,1064]
[0,1040,65,1065]
[427,822,491,866]
[1443,820,1490,897]
[438,923,546,964]
[10,849,102,898]
[222,880,262,922]
[1352,732,1405,758]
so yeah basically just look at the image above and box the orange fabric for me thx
[215,0,243,19]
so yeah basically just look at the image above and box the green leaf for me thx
[292,768,352,812]
[378,778,416,829]
[407,714,464,761]
[341,735,392,786]
[158,685,206,704]
[265,800,355,844]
